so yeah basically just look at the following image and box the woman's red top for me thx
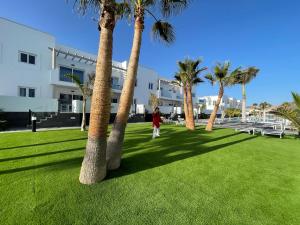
[152,112,162,128]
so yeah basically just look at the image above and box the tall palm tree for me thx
[204,62,240,131]
[271,92,300,136]
[65,73,95,131]
[106,0,189,170]
[71,0,130,184]
[172,59,206,130]
[259,101,272,122]
[233,67,259,122]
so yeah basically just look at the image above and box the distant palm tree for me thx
[65,73,95,131]
[204,62,240,131]
[173,59,206,130]
[259,101,272,122]
[71,0,130,184]
[271,92,300,136]
[106,0,189,170]
[233,67,259,122]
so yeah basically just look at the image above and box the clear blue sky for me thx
[1,0,299,105]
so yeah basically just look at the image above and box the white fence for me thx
[0,95,58,112]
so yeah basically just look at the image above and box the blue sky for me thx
[1,0,299,105]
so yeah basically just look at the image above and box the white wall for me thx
[0,17,55,98]
[0,96,58,112]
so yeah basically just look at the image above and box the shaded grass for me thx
[0,124,299,225]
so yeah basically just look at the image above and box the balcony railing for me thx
[111,84,123,90]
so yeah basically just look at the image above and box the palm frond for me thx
[292,92,300,109]
[204,74,215,86]
[159,0,189,17]
[65,74,84,93]
[71,0,101,15]
[152,20,175,44]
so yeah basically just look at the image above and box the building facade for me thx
[198,96,241,115]
[0,17,240,127]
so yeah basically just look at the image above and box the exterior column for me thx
[52,48,56,69]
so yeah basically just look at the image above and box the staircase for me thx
[28,112,80,128]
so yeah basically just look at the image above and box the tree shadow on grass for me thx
[0,127,255,179]
[0,147,84,163]
[0,156,83,175]
[107,130,257,180]
[0,137,87,151]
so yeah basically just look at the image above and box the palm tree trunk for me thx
[183,87,189,128]
[79,8,115,184]
[242,83,246,123]
[106,15,144,170]
[206,84,224,131]
[186,85,195,130]
[81,98,86,131]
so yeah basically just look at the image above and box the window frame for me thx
[18,51,36,65]
[59,65,85,84]
[19,86,36,98]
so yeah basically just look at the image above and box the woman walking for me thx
[152,107,163,139]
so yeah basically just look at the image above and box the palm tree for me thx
[271,92,300,136]
[233,67,259,122]
[204,62,240,131]
[259,101,272,122]
[149,93,160,110]
[106,0,189,170]
[173,59,206,130]
[65,73,95,131]
[71,0,130,184]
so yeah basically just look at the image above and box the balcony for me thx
[111,84,123,93]
[157,90,183,101]
[49,68,77,87]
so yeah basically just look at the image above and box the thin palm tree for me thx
[271,92,300,136]
[204,61,240,131]
[172,59,206,130]
[106,0,189,170]
[259,101,272,122]
[65,73,95,131]
[71,0,130,184]
[233,67,259,122]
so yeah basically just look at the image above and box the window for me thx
[148,83,154,90]
[19,52,36,65]
[59,66,84,83]
[29,55,35,64]
[192,93,196,97]
[28,88,35,98]
[19,87,26,97]
[111,98,118,103]
[19,87,35,97]
[135,79,137,87]
[73,95,83,100]
[133,98,137,105]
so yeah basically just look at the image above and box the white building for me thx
[0,17,192,127]
[198,95,241,115]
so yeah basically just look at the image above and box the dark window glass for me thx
[148,83,153,90]
[133,99,137,104]
[29,88,35,97]
[135,79,137,87]
[20,53,28,63]
[29,55,35,64]
[111,98,118,103]
[73,95,83,100]
[73,69,84,84]
[59,67,73,82]
[19,87,26,97]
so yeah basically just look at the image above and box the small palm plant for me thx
[232,67,259,122]
[65,73,95,131]
[204,61,241,131]
[173,59,207,130]
[271,92,300,136]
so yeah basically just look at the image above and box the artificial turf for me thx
[0,123,299,225]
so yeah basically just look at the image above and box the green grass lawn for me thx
[0,123,299,225]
